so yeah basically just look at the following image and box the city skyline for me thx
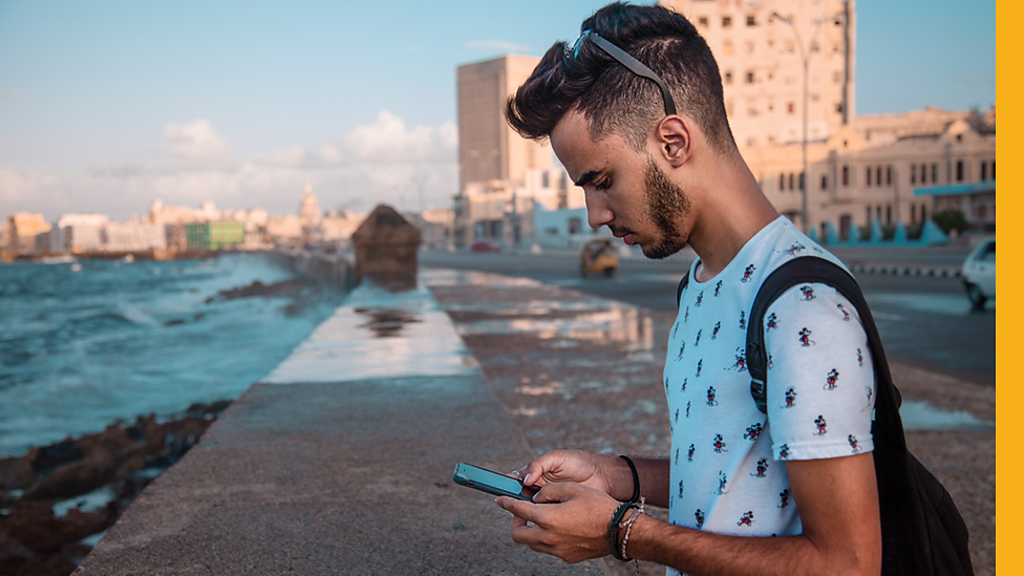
[0,0,995,222]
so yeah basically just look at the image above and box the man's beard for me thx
[640,155,690,259]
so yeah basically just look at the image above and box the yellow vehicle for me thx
[580,238,619,278]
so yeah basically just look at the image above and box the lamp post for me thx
[772,10,845,236]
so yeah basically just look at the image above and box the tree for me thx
[932,209,967,235]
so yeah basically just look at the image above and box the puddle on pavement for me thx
[261,280,478,383]
[900,400,994,431]
[426,267,656,352]
[422,268,543,288]
[353,307,422,338]
[457,307,655,352]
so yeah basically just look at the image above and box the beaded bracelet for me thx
[619,497,646,561]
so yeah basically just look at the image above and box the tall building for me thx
[455,56,585,248]
[660,0,855,150]
[457,55,554,190]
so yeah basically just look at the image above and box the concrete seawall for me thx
[73,279,602,576]
[265,249,355,292]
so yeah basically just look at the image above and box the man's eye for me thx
[593,179,611,191]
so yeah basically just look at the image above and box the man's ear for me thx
[653,115,693,168]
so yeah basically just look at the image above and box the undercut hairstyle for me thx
[505,2,736,154]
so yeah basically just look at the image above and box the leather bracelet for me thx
[619,455,640,503]
[609,500,634,561]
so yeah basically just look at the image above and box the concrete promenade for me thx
[75,265,993,576]
[74,282,604,575]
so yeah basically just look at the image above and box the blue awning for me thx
[913,181,995,197]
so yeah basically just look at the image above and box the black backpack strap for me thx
[676,271,690,308]
[745,257,905,451]
[745,256,971,576]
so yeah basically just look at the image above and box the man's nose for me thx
[585,194,613,230]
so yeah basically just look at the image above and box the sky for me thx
[0,0,995,222]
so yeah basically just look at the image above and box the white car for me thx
[961,236,995,309]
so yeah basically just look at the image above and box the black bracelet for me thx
[609,500,635,561]
[619,455,640,503]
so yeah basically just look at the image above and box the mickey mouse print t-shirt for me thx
[662,216,876,548]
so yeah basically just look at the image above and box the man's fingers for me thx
[532,482,579,504]
[496,496,542,524]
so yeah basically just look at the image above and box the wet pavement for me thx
[423,267,994,576]
[75,266,993,576]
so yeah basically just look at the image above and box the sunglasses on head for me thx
[568,30,677,116]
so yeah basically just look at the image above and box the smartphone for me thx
[453,462,533,501]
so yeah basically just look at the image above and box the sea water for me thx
[0,253,344,458]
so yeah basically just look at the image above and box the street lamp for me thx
[771,10,845,235]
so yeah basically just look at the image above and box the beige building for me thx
[6,212,52,256]
[746,106,995,239]
[661,0,855,150]
[455,55,566,247]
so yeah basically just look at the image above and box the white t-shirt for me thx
[663,217,876,554]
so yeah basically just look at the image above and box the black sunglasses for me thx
[568,30,678,116]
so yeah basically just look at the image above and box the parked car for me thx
[961,236,995,309]
[579,238,619,278]
[470,240,500,253]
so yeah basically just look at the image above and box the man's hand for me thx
[513,449,614,495]
[495,482,620,564]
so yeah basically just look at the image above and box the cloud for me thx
[162,119,229,160]
[2,111,459,221]
[345,111,457,163]
[466,40,532,54]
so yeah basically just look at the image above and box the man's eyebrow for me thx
[573,170,601,188]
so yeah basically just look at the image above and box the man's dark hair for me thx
[506,2,736,153]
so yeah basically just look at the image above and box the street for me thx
[420,248,995,384]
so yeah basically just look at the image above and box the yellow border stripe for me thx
[996,0,1013,572]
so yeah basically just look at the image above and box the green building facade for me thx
[186,221,245,250]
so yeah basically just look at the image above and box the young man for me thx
[494,3,882,575]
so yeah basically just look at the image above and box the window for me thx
[542,172,550,187]
[921,204,927,221]
[876,167,882,187]
[842,166,849,186]
[886,205,892,224]
[746,71,755,84]
[789,173,794,190]
[920,164,927,184]
[787,102,795,114]
[876,206,882,221]
[568,217,582,234]
[866,167,871,187]
[911,205,916,223]
[836,103,844,114]
[724,71,733,84]
[865,205,871,221]
[799,172,805,191]
[698,16,709,26]
[886,166,892,186]
[779,174,785,191]
[746,15,756,26]
[992,161,996,180]
[910,168,916,185]
[931,163,938,183]
[821,175,828,190]
[956,160,964,182]
[722,16,732,27]
[980,161,987,181]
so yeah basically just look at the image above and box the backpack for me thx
[676,256,973,576]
